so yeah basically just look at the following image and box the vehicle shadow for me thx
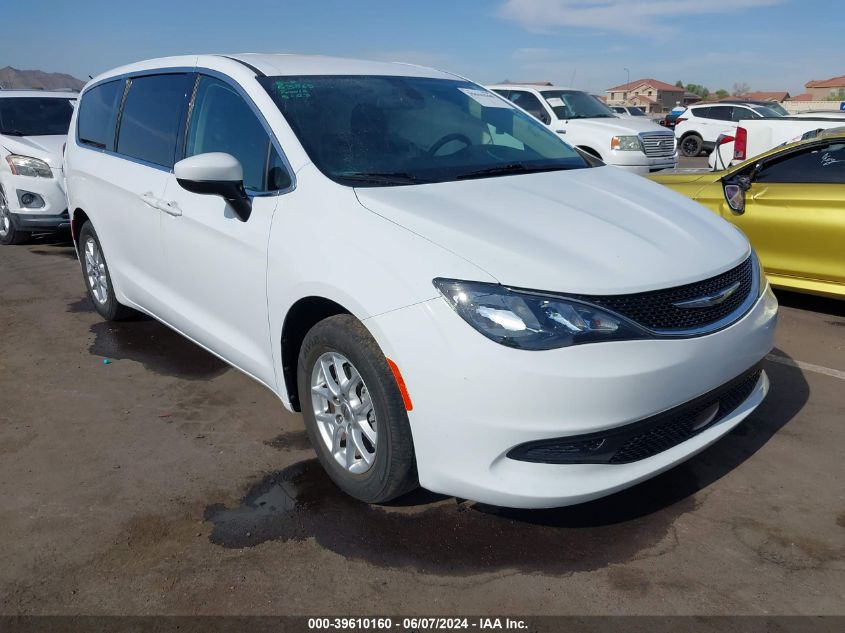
[205,350,808,574]
[774,289,845,318]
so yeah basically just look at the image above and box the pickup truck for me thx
[708,115,845,169]
[488,84,678,174]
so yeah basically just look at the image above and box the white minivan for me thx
[65,54,778,509]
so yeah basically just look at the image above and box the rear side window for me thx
[78,81,123,149]
[185,75,286,191]
[689,107,707,118]
[117,74,192,168]
[707,106,733,121]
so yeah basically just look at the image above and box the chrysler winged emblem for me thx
[672,281,741,309]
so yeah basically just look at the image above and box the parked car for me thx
[659,106,687,130]
[610,105,647,117]
[674,102,782,157]
[708,114,845,169]
[0,90,76,244]
[65,54,777,508]
[488,84,677,173]
[651,129,845,299]
[717,99,790,117]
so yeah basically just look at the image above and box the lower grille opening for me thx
[507,364,763,465]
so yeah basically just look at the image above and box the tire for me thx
[0,189,31,245]
[78,221,135,321]
[680,134,703,157]
[298,314,418,503]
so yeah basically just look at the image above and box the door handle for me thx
[140,192,161,209]
[161,201,182,217]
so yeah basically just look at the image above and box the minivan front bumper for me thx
[365,284,778,508]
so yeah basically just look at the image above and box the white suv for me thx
[0,90,76,244]
[488,84,677,174]
[64,54,776,508]
[674,102,782,157]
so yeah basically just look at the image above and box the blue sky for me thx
[2,0,841,95]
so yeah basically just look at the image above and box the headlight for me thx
[6,155,53,178]
[610,135,642,151]
[433,278,649,350]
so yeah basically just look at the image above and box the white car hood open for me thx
[1,135,66,168]
[355,166,748,295]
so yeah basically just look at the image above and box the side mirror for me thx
[174,153,252,222]
[723,183,746,214]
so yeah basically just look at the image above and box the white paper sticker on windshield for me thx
[546,97,564,107]
[459,88,512,109]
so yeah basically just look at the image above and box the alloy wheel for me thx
[0,191,10,238]
[84,237,109,305]
[310,352,378,474]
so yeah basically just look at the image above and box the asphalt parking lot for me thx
[1,230,844,616]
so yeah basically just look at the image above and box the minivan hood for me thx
[561,116,669,136]
[1,135,66,167]
[355,166,748,295]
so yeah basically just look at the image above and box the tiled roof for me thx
[806,75,845,89]
[737,91,790,101]
[607,78,684,93]
[789,93,814,101]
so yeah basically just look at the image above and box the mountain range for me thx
[0,66,85,91]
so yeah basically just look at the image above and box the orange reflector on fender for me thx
[386,357,413,411]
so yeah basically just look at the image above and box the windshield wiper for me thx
[2,129,27,136]
[456,163,572,180]
[337,171,428,185]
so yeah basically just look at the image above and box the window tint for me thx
[0,97,75,137]
[185,76,285,192]
[78,81,123,149]
[508,91,550,124]
[755,142,845,184]
[707,106,733,121]
[732,107,757,121]
[491,89,510,99]
[690,107,708,118]
[117,74,191,168]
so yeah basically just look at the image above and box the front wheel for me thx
[78,221,135,321]
[0,190,31,245]
[680,134,703,157]
[298,314,418,503]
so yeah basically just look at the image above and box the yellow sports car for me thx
[650,129,845,299]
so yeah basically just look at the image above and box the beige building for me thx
[805,75,845,100]
[605,79,685,114]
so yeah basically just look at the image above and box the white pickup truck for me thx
[488,84,677,174]
[708,114,845,169]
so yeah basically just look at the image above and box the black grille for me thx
[571,256,754,332]
[507,365,762,465]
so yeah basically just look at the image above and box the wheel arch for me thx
[281,296,352,411]
[71,208,91,251]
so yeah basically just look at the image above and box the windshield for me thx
[0,97,75,136]
[259,76,588,186]
[539,90,617,120]
[764,103,789,116]
[629,107,646,116]
[751,105,783,118]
